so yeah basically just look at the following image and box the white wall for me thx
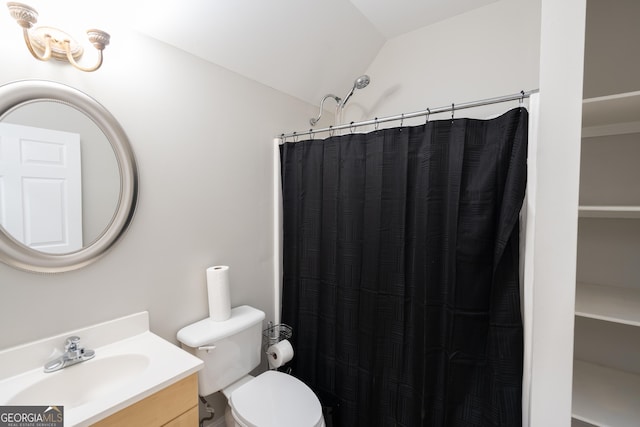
[343,0,541,126]
[0,25,317,353]
[583,0,640,98]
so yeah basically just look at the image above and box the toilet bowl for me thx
[177,305,325,427]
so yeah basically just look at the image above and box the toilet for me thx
[177,305,325,427]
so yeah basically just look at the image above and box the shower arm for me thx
[309,76,370,127]
[309,94,341,126]
[339,87,356,111]
[336,86,358,126]
[336,75,370,125]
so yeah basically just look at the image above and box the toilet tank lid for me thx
[177,305,265,347]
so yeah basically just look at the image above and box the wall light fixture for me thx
[6,2,110,72]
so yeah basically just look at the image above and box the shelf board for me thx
[575,282,640,327]
[582,120,640,138]
[578,205,640,219]
[583,91,640,128]
[573,360,640,427]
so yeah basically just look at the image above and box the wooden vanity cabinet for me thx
[91,374,198,427]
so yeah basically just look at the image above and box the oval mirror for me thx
[0,80,138,273]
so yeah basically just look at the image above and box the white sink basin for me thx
[8,354,150,408]
[0,312,203,427]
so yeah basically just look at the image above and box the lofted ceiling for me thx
[127,0,499,106]
[29,0,499,106]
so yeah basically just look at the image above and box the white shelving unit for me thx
[582,90,640,137]
[582,90,640,124]
[575,282,640,327]
[578,205,640,219]
[572,91,640,426]
[573,360,640,427]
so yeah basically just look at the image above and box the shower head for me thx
[341,75,371,110]
[354,75,370,90]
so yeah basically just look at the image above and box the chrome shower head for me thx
[341,75,371,109]
[354,75,370,90]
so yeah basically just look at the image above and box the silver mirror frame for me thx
[0,80,138,273]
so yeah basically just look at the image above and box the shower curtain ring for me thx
[519,90,525,107]
[374,117,379,131]
[350,121,356,134]
[329,126,334,137]
[309,129,314,140]
[281,133,286,144]
[425,108,431,124]
[293,132,298,142]
[400,113,404,127]
[451,103,455,121]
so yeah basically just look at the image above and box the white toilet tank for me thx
[177,305,265,396]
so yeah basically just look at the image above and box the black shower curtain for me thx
[280,107,527,427]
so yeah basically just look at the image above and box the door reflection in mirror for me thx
[0,100,119,254]
[0,123,83,253]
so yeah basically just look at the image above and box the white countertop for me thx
[0,312,203,426]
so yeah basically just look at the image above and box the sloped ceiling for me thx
[132,0,384,106]
[128,0,499,105]
[41,0,498,105]
[349,0,500,38]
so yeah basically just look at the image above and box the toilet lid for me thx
[229,370,323,427]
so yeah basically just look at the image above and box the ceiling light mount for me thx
[6,2,110,72]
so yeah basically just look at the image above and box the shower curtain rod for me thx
[278,89,539,141]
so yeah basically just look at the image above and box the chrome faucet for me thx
[44,336,95,373]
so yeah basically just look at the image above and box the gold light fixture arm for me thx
[64,43,102,72]
[64,30,110,73]
[7,2,110,72]
[22,27,52,61]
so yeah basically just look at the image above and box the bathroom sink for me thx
[8,354,150,408]
[0,312,203,427]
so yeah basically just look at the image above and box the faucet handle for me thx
[65,336,81,351]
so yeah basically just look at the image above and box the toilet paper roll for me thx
[206,265,231,321]
[267,339,294,369]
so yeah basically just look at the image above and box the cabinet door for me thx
[91,374,198,427]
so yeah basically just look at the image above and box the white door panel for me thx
[0,123,82,253]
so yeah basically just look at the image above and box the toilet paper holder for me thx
[262,322,292,352]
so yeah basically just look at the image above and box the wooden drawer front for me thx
[92,373,198,427]
[164,405,198,427]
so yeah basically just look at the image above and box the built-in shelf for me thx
[573,360,640,427]
[575,282,640,327]
[576,9,640,425]
[578,205,640,219]
[583,91,640,127]
[582,121,640,138]
[582,91,640,137]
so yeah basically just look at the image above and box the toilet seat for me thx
[229,370,324,427]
